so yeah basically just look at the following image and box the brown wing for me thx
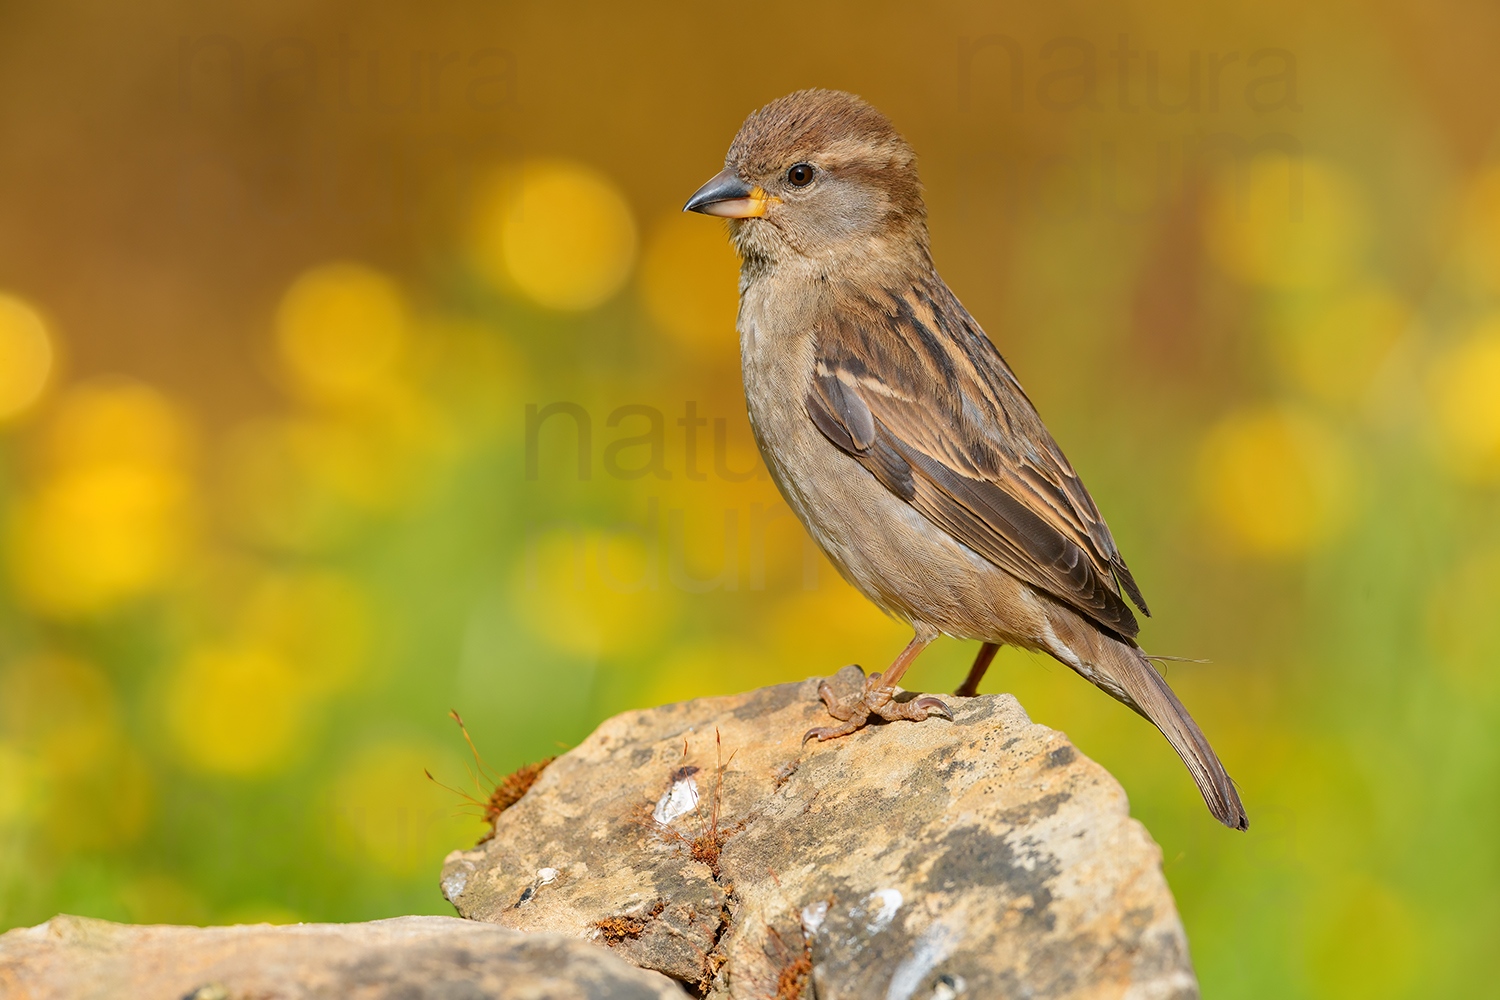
[806,275,1149,639]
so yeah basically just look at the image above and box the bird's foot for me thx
[803,671,952,744]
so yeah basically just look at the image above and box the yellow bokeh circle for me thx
[1204,157,1366,290]
[237,571,370,696]
[511,527,675,657]
[11,468,194,617]
[9,380,197,617]
[471,160,637,311]
[639,211,740,355]
[166,645,305,776]
[1428,316,1500,481]
[0,293,54,421]
[276,262,408,399]
[1197,406,1355,556]
[1267,286,1410,405]
[43,377,194,472]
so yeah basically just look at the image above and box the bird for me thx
[682,89,1247,830]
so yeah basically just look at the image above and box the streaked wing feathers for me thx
[806,277,1149,638]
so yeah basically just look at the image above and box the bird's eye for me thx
[787,163,815,187]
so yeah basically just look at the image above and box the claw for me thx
[879,693,949,722]
[803,721,862,743]
[817,680,855,721]
[803,669,950,745]
[912,696,953,720]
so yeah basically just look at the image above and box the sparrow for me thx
[683,89,1246,830]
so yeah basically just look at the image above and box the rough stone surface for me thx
[0,913,690,1000]
[442,667,1200,999]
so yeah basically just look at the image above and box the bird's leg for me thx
[954,642,1000,698]
[804,630,951,743]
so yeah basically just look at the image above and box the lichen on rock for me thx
[441,666,1200,999]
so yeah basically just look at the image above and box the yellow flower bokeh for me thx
[236,572,371,696]
[470,160,637,311]
[1427,316,1500,481]
[0,292,54,422]
[219,407,442,551]
[638,211,740,358]
[1204,157,1367,290]
[41,377,194,474]
[8,380,196,617]
[1267,286,1410,406]
[10,466,195,616]
[275,262,409,402]
[165,645,307,776]
[1197,406,1356,556]
[511,527,676,658]
[277,415,433,511]
[0,11,1484,993]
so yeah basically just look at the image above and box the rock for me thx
[0,913,690,999]
[442,666,1200,999]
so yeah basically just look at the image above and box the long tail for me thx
[1044,605,1248,831]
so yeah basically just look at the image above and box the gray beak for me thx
[683,169,772,219]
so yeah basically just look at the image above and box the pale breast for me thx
[736,277,1046,646]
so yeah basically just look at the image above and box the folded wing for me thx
[805,277,1149,639]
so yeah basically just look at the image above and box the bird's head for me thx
[684,89,929,273]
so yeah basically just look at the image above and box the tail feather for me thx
[1044,607,1248,831]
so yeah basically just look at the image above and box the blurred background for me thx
[1,0,1497,995]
